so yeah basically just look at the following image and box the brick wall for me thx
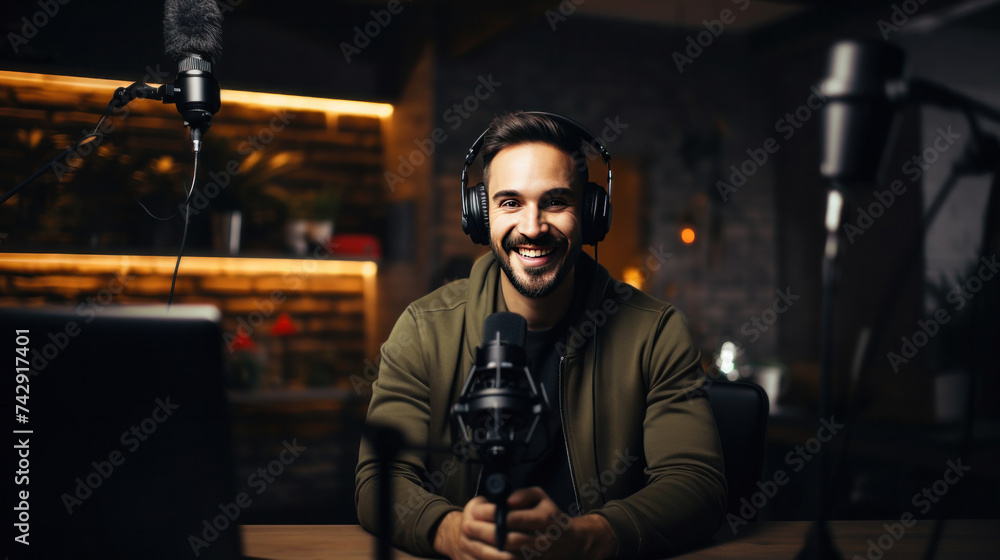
[0,254,376,390]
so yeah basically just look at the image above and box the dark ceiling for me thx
[1,0,997,102]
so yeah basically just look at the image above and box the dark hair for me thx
[481,112,589,189]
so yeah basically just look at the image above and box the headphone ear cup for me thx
[583,181,611,245]
[462,182,491,245]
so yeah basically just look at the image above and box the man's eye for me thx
[499,200,519,208]
[546,199,568,207]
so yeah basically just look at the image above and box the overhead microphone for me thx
[2,1,222,207]
[811,35,1000,560]
[450,312,548,551]
[161,0,223,154]
[802,37,908,560]
[819,39,905,186]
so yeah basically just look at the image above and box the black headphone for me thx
[460,111,613,246]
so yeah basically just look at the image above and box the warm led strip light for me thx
[0,253,378,278]
[0,70,393,118]
[0,253,380,357]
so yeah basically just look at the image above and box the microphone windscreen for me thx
[482,312,527,349]
[164,0,223,60]
[819,39,905,184]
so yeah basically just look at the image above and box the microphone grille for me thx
[178,56,213,72]
[164,0,223,61]
[482,312,526,349]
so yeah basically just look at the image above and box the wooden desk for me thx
[676,519,1000,559]
[242,525,419,560]
[242,520,1000,559]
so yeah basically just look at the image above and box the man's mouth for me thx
[515,247,555,258]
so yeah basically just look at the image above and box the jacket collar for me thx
[464,251,613,360]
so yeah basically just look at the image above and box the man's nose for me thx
[517,204,548,239]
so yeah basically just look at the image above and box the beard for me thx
[491,230,582,299]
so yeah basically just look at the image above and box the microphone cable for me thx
[590,241,607,506]
[135,156,201,222]
[166,149,200,310]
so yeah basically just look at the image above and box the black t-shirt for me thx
[503,325,577,514]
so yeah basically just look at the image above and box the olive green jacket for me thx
[355,252,726,558]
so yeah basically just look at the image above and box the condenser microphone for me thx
[819,39,905,185]
[162,0,223,154]
[450,312,548,550]
[451,312,548,463]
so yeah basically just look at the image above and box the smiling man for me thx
[356,112,726,560]
[489,141,582,325]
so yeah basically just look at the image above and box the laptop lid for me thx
[4,304,243,560]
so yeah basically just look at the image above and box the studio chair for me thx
[706,380,770,522]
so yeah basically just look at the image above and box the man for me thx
[356,112,726,559]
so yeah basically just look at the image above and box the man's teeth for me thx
[517,248,554,258]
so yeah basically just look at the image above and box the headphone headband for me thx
[462,111,611,170]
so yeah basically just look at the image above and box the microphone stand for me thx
[481,447,513,550]
[794,188,845,560]
[0,81,159,208]
[362,423,405,560]
[363,423,458,560]
[0,139,94,207]
[803,62,1000,560]
[904,78,1000,123]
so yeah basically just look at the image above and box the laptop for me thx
[3,304,245,560]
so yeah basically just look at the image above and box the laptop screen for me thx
[4,304,243,560]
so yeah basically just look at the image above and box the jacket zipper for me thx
[558,355,581,513]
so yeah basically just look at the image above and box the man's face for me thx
[487,142,583,299]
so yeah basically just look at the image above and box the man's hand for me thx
[433,498,513,560]
[432,487,617,560]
